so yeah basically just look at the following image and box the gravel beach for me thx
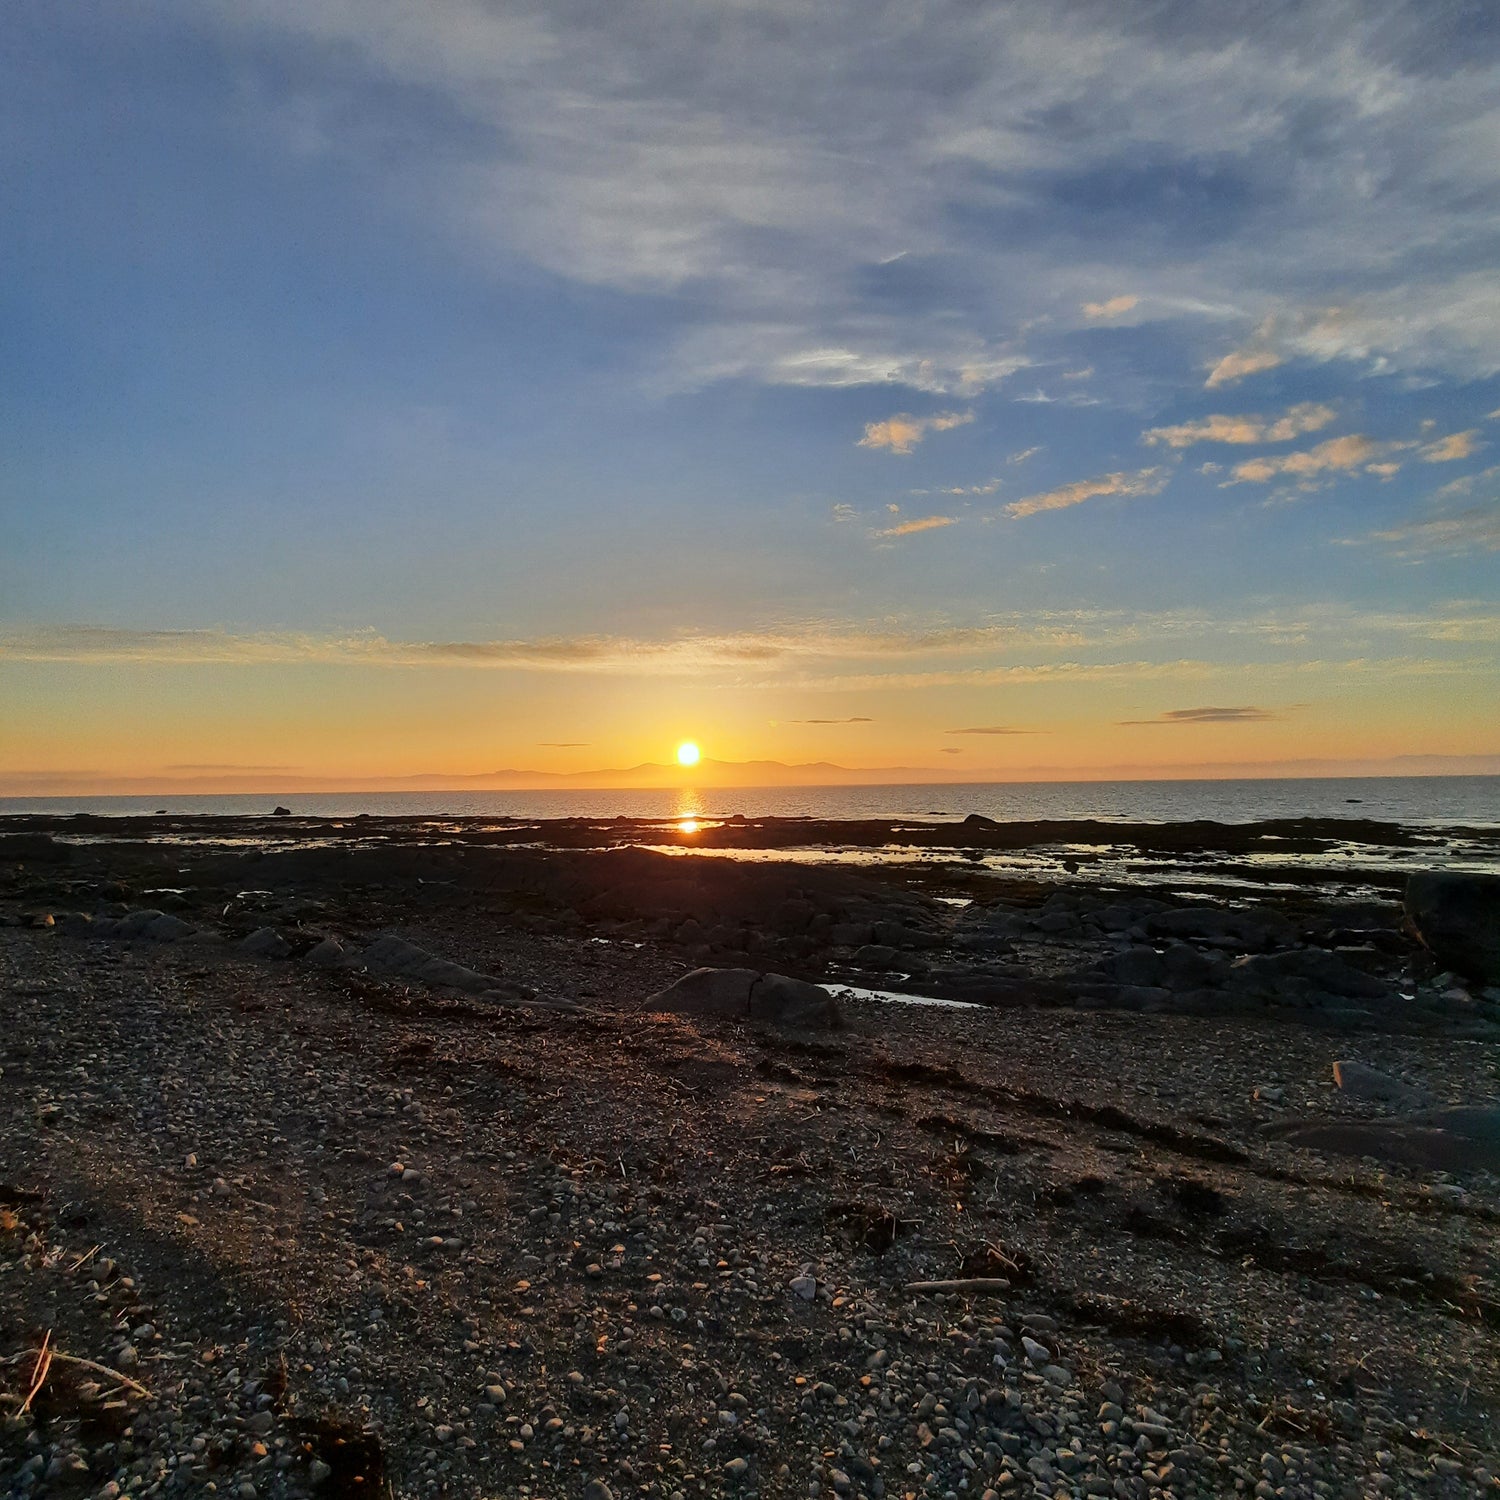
[2,819,1497,1499]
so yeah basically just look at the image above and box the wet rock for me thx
[1405,872,1500,984]
[1101,946,1165,988]
[1161,943,1229,989]
[115,909,168,938]
[750,973,841,1028]
[648,967,758,1018]
[1263,1116,1500,1172]
[240,928,292,959]
[1227,950,1393,1003]
[358,934,532,997]
[0,833,73,863]
[1333,1059,1431,1108]
[146,913,197,942]
[646,968,840,1028]
[305,936,347,967]
[1148,906,1295,952]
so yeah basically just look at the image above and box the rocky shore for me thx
[2,818,1497,1499]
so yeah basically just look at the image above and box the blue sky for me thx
[2,0,1498,788]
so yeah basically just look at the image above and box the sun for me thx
[676,740,701,767]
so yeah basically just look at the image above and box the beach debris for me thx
[904,1278,1011,1295]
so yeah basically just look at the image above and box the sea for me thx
[5,777,1497,889]
[2,775,1496,827]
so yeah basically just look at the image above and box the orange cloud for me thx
[1205,347,1283,389]
[1419,429,1483,463]
[857,409,974,455]
[1081,294,1139,319]
[1004,466,1169,519]
[873,514,959,537]
[1143,402,1335,449]
[1225,434,1408,485]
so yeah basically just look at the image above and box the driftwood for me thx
[5,1338,151,1403]
[904,1277,1011,1294]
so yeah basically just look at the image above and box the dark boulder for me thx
[645,968,840,1029]
[1404,872,1500,984]
[1148,905,1295,952]
[0,834,72,864]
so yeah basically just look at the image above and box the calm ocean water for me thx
[3,776,1496,828]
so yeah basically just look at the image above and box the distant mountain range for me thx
[4,752,1498,798]
[0,757,970,797]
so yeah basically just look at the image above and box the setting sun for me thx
[676,740,701,767]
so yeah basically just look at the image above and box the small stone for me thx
[724,1456,750,1479]
[1021,1335,1050,1366]
[789,1275,817,1300]
[309,1459,332,1483]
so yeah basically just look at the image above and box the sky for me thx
[3,0,1499,792]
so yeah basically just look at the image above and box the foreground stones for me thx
[2,873,1499,1499]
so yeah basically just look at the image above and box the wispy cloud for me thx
[789,716,873,724]
[194,2,1500,396]
[1143,402,1336,449]
[1119,705,1277,725]
[1368,499,1500,557]
[10,609,1491,700]
[0,619,1094,673]
[872,514,959,538]
[1082,295,1138,319]
[935,478,1002,496]
[538,741,591,747]
[1008,446,1042,464]
[944,725,1041,735]
[1004,466,1170,519]
[858,410,973,455]
[1224,434,1409,485]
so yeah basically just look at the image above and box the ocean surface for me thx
[3,775,1496,827]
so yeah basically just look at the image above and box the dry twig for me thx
[20,1331,53,1414]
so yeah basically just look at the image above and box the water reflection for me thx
[674,789,703,837]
